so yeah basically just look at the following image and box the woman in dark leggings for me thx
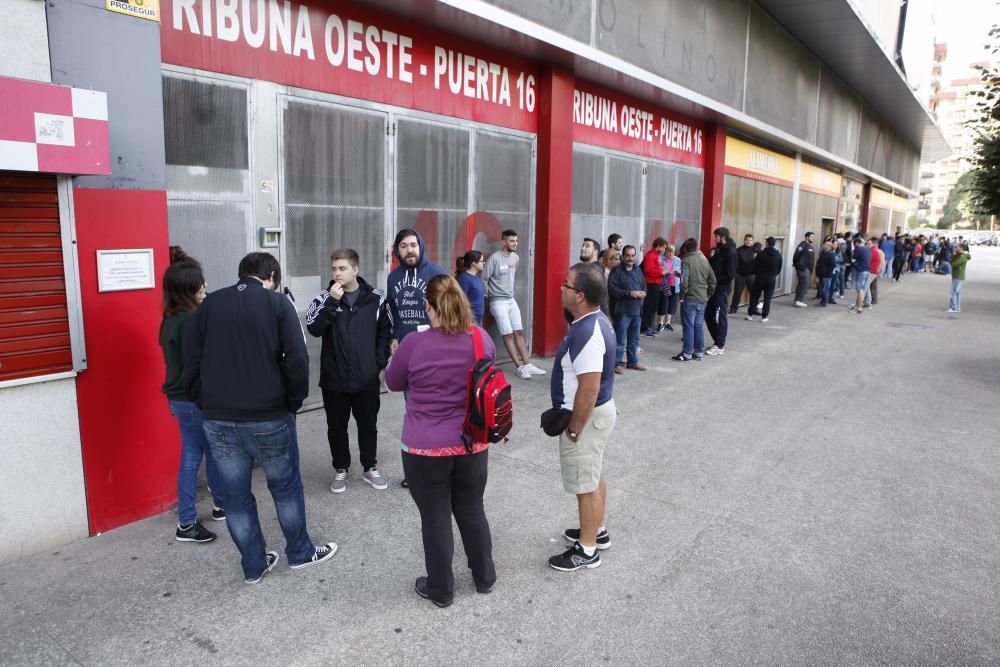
[384,274,497,608]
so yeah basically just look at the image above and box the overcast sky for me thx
[936,0,1000,75]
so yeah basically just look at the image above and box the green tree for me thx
[968,26,1000,216]
[938,171,973,229]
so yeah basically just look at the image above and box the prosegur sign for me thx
[107,0,160,22]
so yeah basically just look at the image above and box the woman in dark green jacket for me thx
[160,248,223,543]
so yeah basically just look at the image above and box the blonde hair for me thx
[425,274,473,335]
[600,248,620,271]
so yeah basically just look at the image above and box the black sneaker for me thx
[211,507,226,522]
[400,479,409,489]
[664,323,674,331]
[563,527,611,550]
[671,353,691,362]
[548,542,601,571]
[414,576,452,607]
[175,521,216,543]
[655,323,665,333]
[289,542,338,570]
[244,551,280,584]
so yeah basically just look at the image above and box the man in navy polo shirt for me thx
[549,262,617,572]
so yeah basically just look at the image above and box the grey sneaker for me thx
[330,469,348,494]
[289,542,338,570]
[363,467,388,490]
[244,551,279,584]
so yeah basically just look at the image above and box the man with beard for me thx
[705,227,736,356]
[730,234,756,314]
[606,245,646,373]
[387,228,448,488]
[579,238,601,264]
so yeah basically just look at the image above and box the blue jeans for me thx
[882,255,893,277]
[203,414,315,579]
[950,279,963,310]
[681,301,706,357]
[614,311,641,366]
[168,400,224,526]
[820,277,834,304]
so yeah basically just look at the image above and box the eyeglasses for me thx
[561,283,583,293]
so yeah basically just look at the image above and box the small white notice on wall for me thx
[97,249,155,292]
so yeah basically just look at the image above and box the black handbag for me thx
[540,407,573,437]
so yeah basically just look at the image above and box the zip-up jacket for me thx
[736,245,756,276]
[386,230,448,342]
[607,263,646,317]
[184,278,309,421]
[305,276,392,392]
[641,249,664,284]
[709,240,737,290]
[793,240,815,272]
[816,249,836,278]
[753,246,783,281]
[680,252,717,304]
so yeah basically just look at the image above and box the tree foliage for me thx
[938,171,972,228]
[968,26,1000,216]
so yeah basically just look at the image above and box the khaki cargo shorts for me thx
[558,399,617,495]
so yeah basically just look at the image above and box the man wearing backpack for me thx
[306,248,393,494]
[549,262,617,572]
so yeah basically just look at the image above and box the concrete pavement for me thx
[2,248,999,665]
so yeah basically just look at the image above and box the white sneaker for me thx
[516,365,532,379]
[745,315,753,321]
[794,301,808,308]
[761,317,769,322]
[705,345,724,356]
[524,363,546,375]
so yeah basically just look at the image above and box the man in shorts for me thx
[549,262,617,572]
[483,229,545,380]
[848,235,871,315]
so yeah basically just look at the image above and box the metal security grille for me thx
[0,173,72,382]
[163,75,252,293]
[396,118,469,268]
[474,130,535,349]
[281,98,387,406]
[572,146,704,263]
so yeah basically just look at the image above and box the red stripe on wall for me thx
[72,188,177,534]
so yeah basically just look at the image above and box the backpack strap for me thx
[471,326,485,361]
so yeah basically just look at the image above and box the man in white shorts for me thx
[483,229,545,380]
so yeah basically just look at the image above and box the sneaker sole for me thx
[549,557,602,572]
[289,543,339,570]
[175,535,216,543]
[211,516,227,522]
[363,477,388,490]
[563,534,611,550]
[330,485,347,494]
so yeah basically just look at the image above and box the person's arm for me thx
[278,298,310,413]
[566,372,600,441]
[680,261,689,300]
[386,290,399,354]
[707,261,717,298]
[182,309,205,406]
[305,287,336,338]
[606,268,628,301]
[375,296,393,370]
[384,333,415,391]
[481,254,496,294]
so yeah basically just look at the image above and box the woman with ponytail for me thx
[384,274,497,607]
[455,250,485,325]
[159,247,225,544]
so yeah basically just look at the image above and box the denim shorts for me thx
[853,271,871,292]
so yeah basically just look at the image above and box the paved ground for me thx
[2,248,999,666]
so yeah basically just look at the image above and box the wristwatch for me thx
[568,430,579,440]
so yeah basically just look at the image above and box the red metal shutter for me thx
[0,172,74,382]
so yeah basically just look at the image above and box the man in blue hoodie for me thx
[387,228,448,354]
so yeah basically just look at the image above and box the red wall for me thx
[73,188,178,534]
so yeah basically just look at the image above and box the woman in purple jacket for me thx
[384,274,498,607]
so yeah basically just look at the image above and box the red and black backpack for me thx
[462,327,513,451]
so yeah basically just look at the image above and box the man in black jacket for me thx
[792,231,815,307]
[606,245,646,373]
[747,236,783,322]
[705,227,736,356]
[306,248,393,494]
[185,252,336,584]
[730,233,756,314]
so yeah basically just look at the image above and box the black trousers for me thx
[321,384,380,471]
[641,283,660,330]
[705,287,730,348]
[403,449,496,604]
[730,274,754,312]
[748,279,776,319]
